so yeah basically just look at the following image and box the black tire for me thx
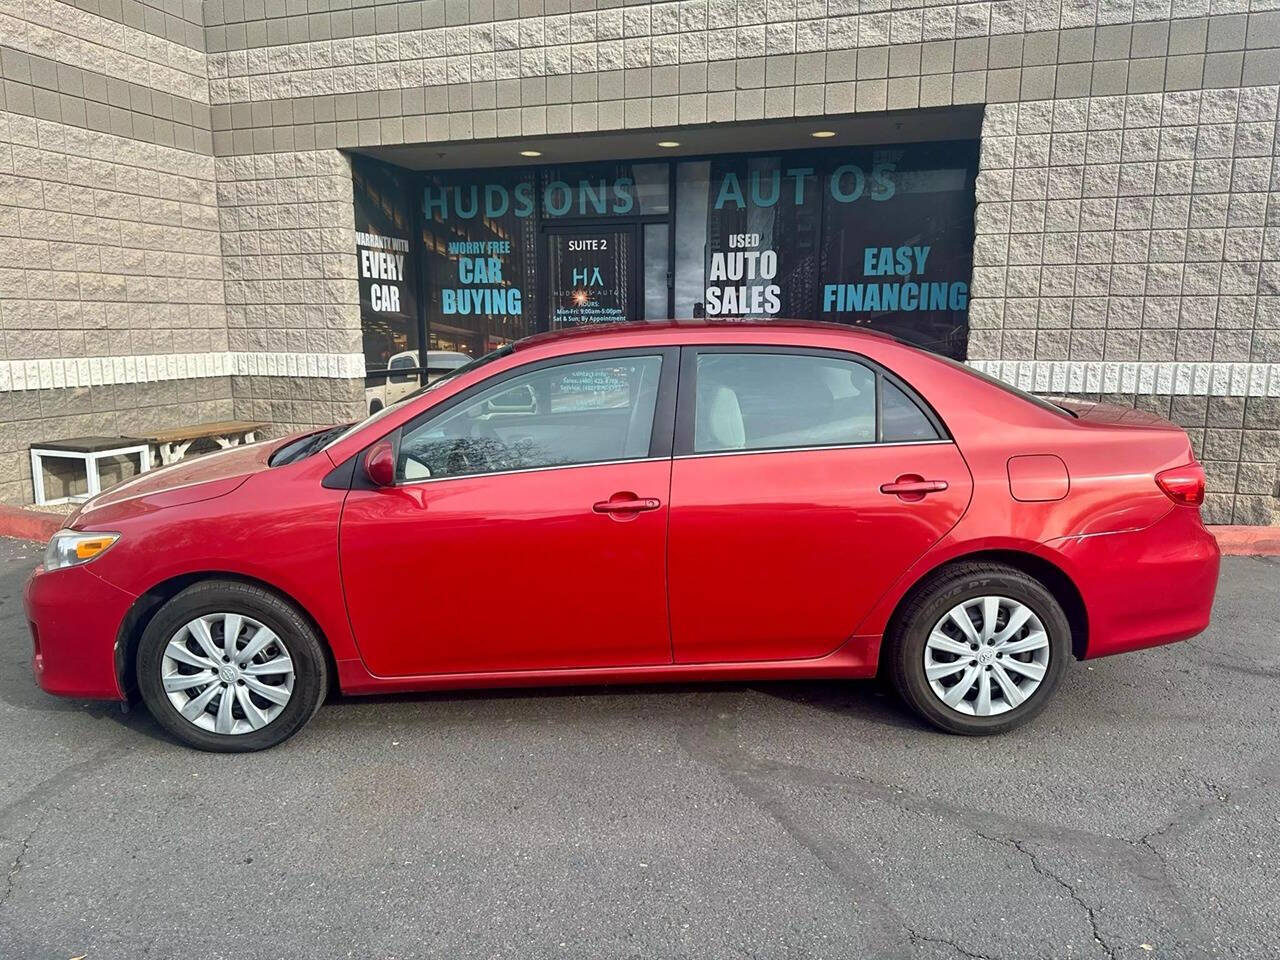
[886,563,1071,735]
[136,580,328,752]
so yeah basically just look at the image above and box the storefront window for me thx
[421,169,538,358]
[356,137,978,376]
[354,160,419,374]
[677,155,822,320]
[545,227,638,327]
[818,142,978,359]
[538,162,669,218]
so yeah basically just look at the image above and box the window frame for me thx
[381,346,681,486]
[672,345,950,458]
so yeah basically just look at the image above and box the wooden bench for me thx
[132,420,270,467]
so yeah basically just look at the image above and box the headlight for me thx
[43,530,120,572]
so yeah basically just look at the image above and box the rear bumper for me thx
[24,564,135,700]
[1050,506,1220,660]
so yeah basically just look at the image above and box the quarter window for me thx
[398,355,664,481]
[881,378,941,442]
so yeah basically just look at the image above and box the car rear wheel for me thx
[136,580,328,752]
[887,563,1070,735]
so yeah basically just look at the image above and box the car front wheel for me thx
[136,580,328,751]
[887,563,1071,735]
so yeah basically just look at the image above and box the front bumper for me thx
[1050,506,1221,660]
[24,564,136,700]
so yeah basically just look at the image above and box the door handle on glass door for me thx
[593,495,662,514]
[879,476,949,501]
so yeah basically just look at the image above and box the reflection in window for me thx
[674,162,711,319]
[539,162,670,218]
[632,163,670,214]
[693,353,876,453]
[644,223,670,320]
[388,353,419,385]
[398,356,664,481]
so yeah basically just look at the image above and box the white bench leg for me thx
[86,453,102,497]
[213,435,240,449]
[159,440,194,465]
[30,451,46,506]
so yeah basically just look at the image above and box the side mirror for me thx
[363,440,395,487]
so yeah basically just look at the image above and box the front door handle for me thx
[593,495,662,514]
[880,476,949,501]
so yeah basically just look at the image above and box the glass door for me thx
[543,225,641,329]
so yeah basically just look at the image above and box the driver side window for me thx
[397,355,665,481]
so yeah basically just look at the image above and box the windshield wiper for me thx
[273,424,351,465]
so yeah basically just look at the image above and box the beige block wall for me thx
[216,147,365,431]
[969,86,1280,524]
[0,111,227,360]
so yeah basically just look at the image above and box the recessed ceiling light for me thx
[519,149,542,157]
[657,140,680,148]
[810,130,837,139]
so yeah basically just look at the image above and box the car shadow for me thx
[316,675,930,734]
[9,673,929,750]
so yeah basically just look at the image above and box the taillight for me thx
[1156,463,1206,506]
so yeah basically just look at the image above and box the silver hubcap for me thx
[162,613,294,735]
[923,596,1050,717]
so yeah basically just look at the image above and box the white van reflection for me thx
[365,349,473,415]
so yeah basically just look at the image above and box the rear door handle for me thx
[593,496,662,514]
[880,477,949,499]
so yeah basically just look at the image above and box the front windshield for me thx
[321,343,517,452]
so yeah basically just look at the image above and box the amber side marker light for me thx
[1156,464,1206,506]
[75,536,118,560]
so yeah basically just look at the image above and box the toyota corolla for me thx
[25,321,1220,750]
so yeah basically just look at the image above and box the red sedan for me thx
[25,322,1220,750]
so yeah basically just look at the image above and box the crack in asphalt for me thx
[975,832,1115,960]
[1130,764,1280,863]
[907,928,1005,960]
[674,694,1090,960]
[0,814,44,911]
[692,744,1176,893]
[675,698,908,957]
[672,687,1279,959]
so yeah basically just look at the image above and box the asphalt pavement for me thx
[0,536,1277,960]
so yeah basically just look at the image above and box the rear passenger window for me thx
[691,351,941,454]
[693,353,876,453]
[881,378,941,442]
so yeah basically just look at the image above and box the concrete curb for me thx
[1212,525,1280,557]
[0,505,63,544]
[0,503,1277,555]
